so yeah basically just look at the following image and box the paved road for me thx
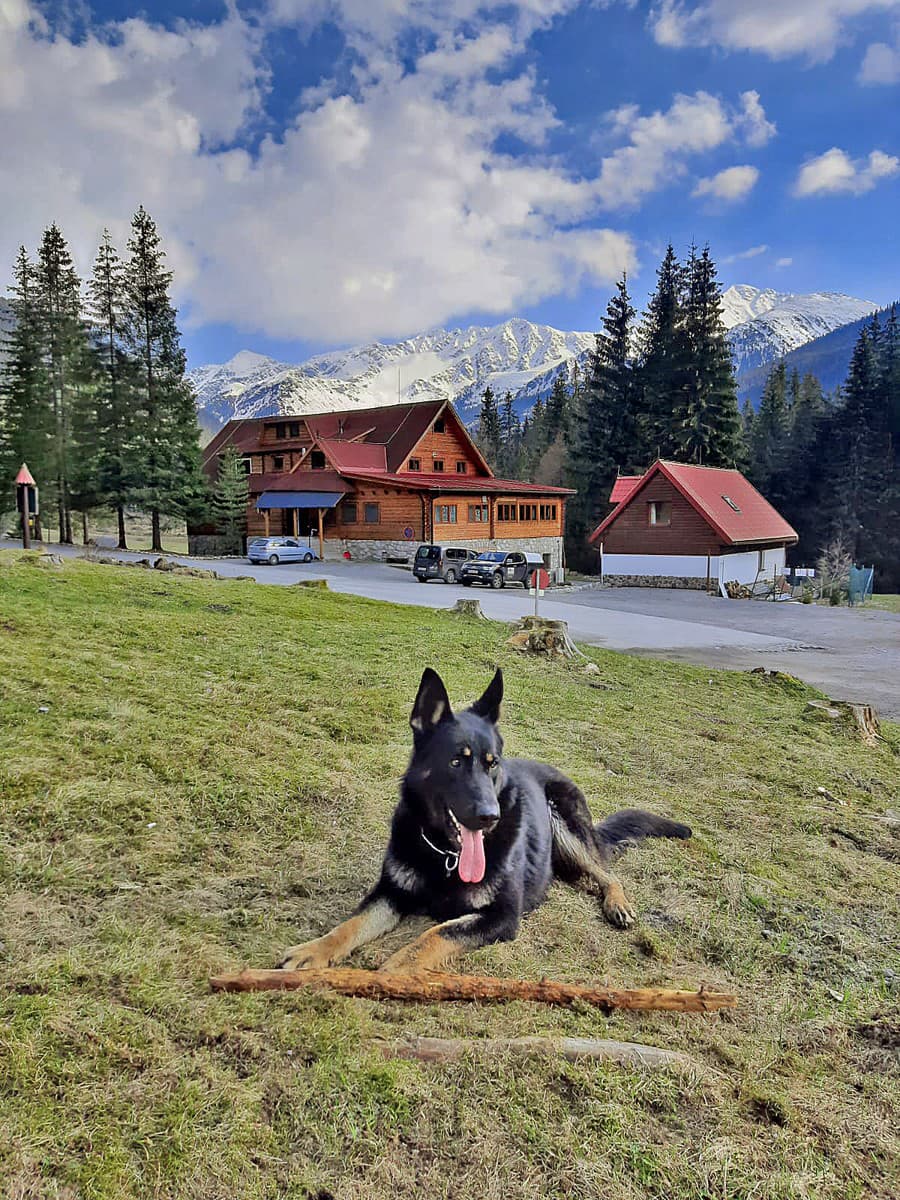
[7,539,898,717]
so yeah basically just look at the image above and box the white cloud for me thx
[793,146,900,195]
[723,243,769,262]
[0,0,641,343]
[593,91,773,208]
[859,31,900,82]
[694,165,760,201]
[737,90,777,147]
[649,1,900,63]
[775,256,793,267]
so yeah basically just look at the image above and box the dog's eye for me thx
[450,758,461,768]
[485,754,499,770]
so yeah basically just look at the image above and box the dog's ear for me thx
[410,668,453,739]
[469,668,503,725]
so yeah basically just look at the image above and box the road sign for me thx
[529,567,551,616]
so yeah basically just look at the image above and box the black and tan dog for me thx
[279,668,691,974]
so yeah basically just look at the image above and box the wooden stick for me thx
[373,1035,700,1071]
[209,967,736,1013]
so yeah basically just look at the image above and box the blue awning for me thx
[256,491,345,510]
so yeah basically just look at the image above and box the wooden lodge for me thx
[190,399,574,572]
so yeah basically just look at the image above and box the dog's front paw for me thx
[602,886,636,929]
[278,940,332,971]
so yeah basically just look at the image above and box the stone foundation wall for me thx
[329,535,566,573]
[601,573,709,590]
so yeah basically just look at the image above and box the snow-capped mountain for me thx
[188,289,878,435]
[189,319,595,438]
[722,286,876,373]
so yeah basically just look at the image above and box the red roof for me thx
[249,469,347,494]
[609,475,641,504]
[317,439,387,472]
[589,460,798,546]
[15,463,36,486]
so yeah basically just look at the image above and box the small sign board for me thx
[529,567,551,616]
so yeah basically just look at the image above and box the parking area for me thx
[8,539,898,718]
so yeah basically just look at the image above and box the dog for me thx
[279,667,691,974]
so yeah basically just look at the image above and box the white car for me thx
[247,537,319,565]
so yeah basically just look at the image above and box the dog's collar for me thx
[420,828,460,875]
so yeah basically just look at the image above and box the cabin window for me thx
[241,457,252,475]
[433,418,445,434]
[468,504,488,522]
[434,505,457,524]
[408,458,421,471]
[364,502,380,524]
[288,422,301,438]
[275,423,287,439]
[432,459,444,472]
[272,455,284,471]
[310,450,326,470]
[519,503,538,522]
[539,503,557,521]
[497,503,517,522]
[648,501,671,527]
[456,461,467,474]
[342,501,358,523]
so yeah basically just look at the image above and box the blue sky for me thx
[1,1,898,367]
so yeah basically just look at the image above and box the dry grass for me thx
[0,552,898,1200]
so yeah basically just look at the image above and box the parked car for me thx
[247,537,319,565]
[460,550,547,589]
[413,544,480,583]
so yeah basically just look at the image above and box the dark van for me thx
[413,544,479,583]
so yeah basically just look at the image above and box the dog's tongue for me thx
[459,826,486,884]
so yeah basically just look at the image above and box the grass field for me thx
[1,552,898,1200]
[868,595,900,613]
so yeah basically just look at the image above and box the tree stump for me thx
[452,599,486,618]
[507,616,584,659]
[806,699,881,745]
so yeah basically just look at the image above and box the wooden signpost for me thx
[15,463,38,550]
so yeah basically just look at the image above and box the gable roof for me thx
[342,469,574,496]
[609,475,641,504]
[589,460,798,546]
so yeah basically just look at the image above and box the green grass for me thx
[1,552,898,1200]
[868,595,900,613]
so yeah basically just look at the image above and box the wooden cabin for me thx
[588,460,798,590]
[191,399,574,572]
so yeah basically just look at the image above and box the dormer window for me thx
[310,450,326,470]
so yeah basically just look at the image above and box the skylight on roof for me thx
[722,495,741,513]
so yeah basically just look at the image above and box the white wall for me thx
[717,547,785,587]
[601,553,717,578]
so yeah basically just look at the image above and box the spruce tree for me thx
[88,231,138,548]
[565,274,638,569]
[675,246,742,466]
[498,392,521,476]
[124,207,202,552]
[476,385,501,468]
[636,244,689,461]
[0,248,51,532]
[35,224,89,543]
[213,445,250,553]
[748,361,789,496]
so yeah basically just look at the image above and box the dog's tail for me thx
[594,809,692,860]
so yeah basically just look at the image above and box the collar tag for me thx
[420,828,459,875]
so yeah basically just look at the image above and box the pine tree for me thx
[674,246,742,466]
[497,392,521,476]
[0,248,52,532]
[476,385,501,468]
[88,231,138,549]
[565,274,639,568]
[748,361,789,496]
[213,445,250,553]
[124,207,203,552]
[636,244,689,461]
[35,224,90,543]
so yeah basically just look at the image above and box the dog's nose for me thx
[474,807,500,830]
